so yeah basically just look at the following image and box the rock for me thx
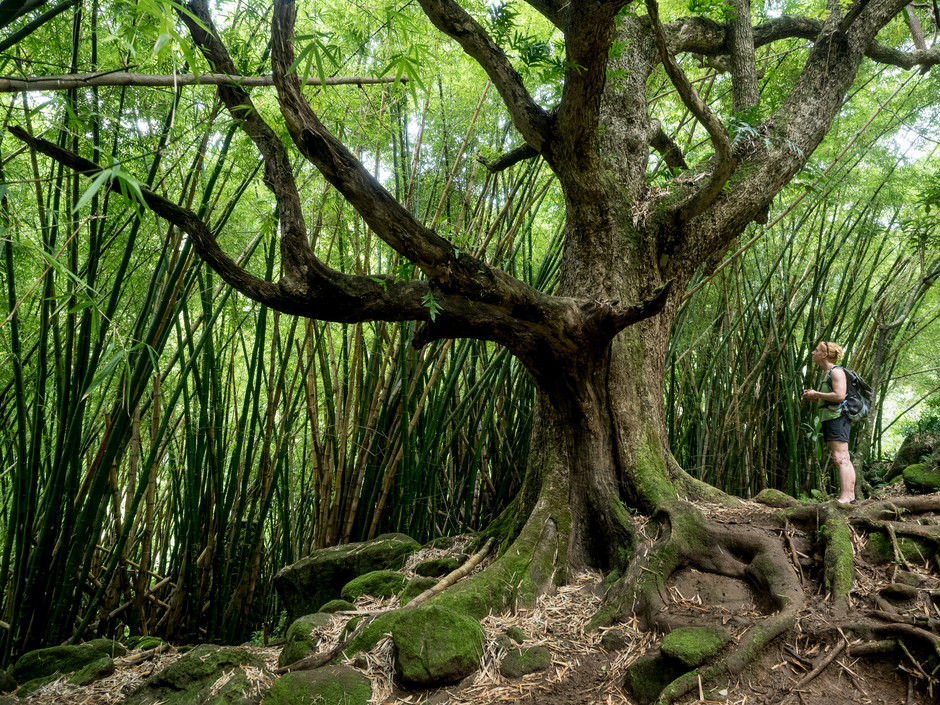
[399,577,437,606]
[392,605,484,686]
[902,463,940,494]
[889,432,938,479]
[894,571,923,588]
[261,665,370,705]
[624,652,681,705]
[414,557,461,577]
[317,599,355,614]
[10,638,126,682]
[68,655,114,686]
[880,583,919,602]
[0,669,15,693]
[600,628,633,652]
[499,646,551,678]
[493,634,513,652]
[277,613,333,668]
[661,626,730,668]
[274,534,420,621]
[753,489,798,508]
[340,570,407,601]
[15,674,58,698]
[504,626,527,644]
[123,644,269,705]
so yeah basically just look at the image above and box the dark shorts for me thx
[821,413,851,443]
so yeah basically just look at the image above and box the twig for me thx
[788,640,845,692]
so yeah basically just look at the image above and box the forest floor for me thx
[15,485,940,705]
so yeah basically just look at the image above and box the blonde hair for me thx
[817,341,843,363]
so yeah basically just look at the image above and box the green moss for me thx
[499,646,551,678]
[261,665,370,705]
[392,605,484,685]
[623,653,679,705]
[16,674,58,698]
[661,627,729,668]
[10,639,126,683]
[414,557,461,577]
[399,577,437,606]
[753,489,798,508]
[903,464,940,494]
[863,531,934,566]
[340,570,406,601]
[278,613,332,668]
[505,626,527,644]
[68,656,114,686]
[123,645,266,705]
[820,516,854,604]
[339,612,402,659]
[633,429,677,508]
[317,599,355,613]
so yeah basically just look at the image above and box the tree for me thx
[10,0,940,697]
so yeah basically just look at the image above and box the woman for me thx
[801,341,856,503]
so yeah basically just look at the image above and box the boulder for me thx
[414,557,462,577]
[399,577,437,606]
[499,646,551,678]
[902,463,940,494]
[317,599,355,614]
[889,432,938,479]
[624,652,680,705]
[0,670,15,693]
[340,570,406,601]
[123,644,270,705]
[392,605,483,686]
[261,665,370,705]
[15,674,58,698]
[68,655,115,686]
[10,638,126,683]
[274,534,419,621]
[661,626,729,668]
[277,613,333,668]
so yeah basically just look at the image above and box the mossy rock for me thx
[903,464,940,494]
[504,626,527,644]
[277,613,333,668]
[414,557,462,577]
[274,534,420,621]
[863,531,935,565]
[889,432,938,478]
[123,644,269,705]
[392,605,484,686]
[399,576,437,606]
[340,570,406,601]
[0,670,16,693]
[317,599,355,614]
[10,639,126,683]
[753,488,798,508]
[661,627,729,668]
[15,674,59,698]
[68,655,115,687]
[623,652,680,705]
[499,646,551,678]
[261,665,370,705]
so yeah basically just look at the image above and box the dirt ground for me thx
[13,488,940,705]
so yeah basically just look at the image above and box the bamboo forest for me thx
[1,0,940,703]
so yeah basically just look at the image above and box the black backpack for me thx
[836,366,873,422]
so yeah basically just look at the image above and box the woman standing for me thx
[801,342,856,503]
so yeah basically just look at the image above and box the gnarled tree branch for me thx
[645,0,736,222]
[414,0,553,153]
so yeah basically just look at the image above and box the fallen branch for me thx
[404,537,495,609]
[788,639,846,693]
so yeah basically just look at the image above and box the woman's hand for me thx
[801,389,818,401]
